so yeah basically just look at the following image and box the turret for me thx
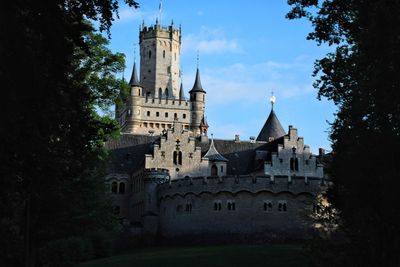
[123,62,142,133]
[256,94,285,142]
[189,68,206,136]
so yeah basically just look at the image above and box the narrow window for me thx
[228,203,232,210]
[163,50,165,58]
[283,203,287,212]
[156,112,159,117]
[218,203,222,210]
[111,182,117,193]
[221,165,224,173]
[214,203,218,210]
[295,159,299,171]
[159,88,162,98]
[147,111,150,116]
[173,151,177,165]
[165,88,169,98]
[174,113,177,119]
[119,182,126,194]
[183,114,186,119]
[148,50,151,59]
[165,112,168,118]
[178,151,182,165]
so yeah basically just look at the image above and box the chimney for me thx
[234,134,240,142]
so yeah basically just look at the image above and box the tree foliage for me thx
[287,0,400,266]
[0,0,137,266]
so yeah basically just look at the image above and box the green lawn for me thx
[76,244,311,267]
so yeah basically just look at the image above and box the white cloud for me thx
[115,7,158,24]
[182,27,241,54]
[184,56,316,106]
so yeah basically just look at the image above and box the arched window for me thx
[138,89,141,95]
[228,203,232,210]
[111,182,117,193]
[174,113,177,119]
[220,165,224,173]
[283,203,287,212]
[159,88,162,99]
[290,157,299,171]
[148,50,151,59]
[178,151,182,165]
[119,182,125,194]
[214,202,218,210]
[165,88,169,98]
[211,164,218,176]
[163,50,165,58]
[173,151,177,165]
[165,112,168,118]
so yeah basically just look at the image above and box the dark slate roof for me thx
[203,139,228,162]
[256,109,285,142]
[197,139,265,175]
[129,62,141,87]
[189,68,206,93]
[179,82,184,100]
[105,134,158,173]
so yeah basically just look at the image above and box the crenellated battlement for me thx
[140,23,181,43]
[157,175,325,200]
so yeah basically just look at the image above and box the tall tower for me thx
[139,20,181,99]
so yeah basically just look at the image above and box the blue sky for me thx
[108,0,337,153]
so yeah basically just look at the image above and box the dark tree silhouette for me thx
[287,0,400,266]
[0,0,138,266]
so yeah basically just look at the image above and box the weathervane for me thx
[158,0,163,25]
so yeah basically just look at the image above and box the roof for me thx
[188,68,206,93]
[197,139,265,175]
[179,83,184,100]
[129,62,141,87]
[203,139,228,162]
[256,109,285,142]
[105,134,158,173]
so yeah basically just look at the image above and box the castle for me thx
[106,20,327,242]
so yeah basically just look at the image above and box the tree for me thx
[0,0,137,266]
[287,0,400,266]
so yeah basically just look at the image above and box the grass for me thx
[75,244,311,267]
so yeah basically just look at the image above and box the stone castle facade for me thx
[107,20,327,242]
[117,21,207,137]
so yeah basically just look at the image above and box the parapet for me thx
[140,23,181,43]
[157,175,325,200]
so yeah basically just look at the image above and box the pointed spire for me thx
[256,110,285,142]
[179,82,184,100]
[203,136,228,162]
[189,68,206,93]
[129,62,141,87]
[200,115,209,127]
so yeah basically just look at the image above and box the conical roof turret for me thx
[129,62,141,87]
[189,68,206,93]
[203,138,228,162]
[256,109,285,142]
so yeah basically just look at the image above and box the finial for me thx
[270,90,276,110]
[196,50,199,69]
[156,17,159,25]
[171,19,174,26]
